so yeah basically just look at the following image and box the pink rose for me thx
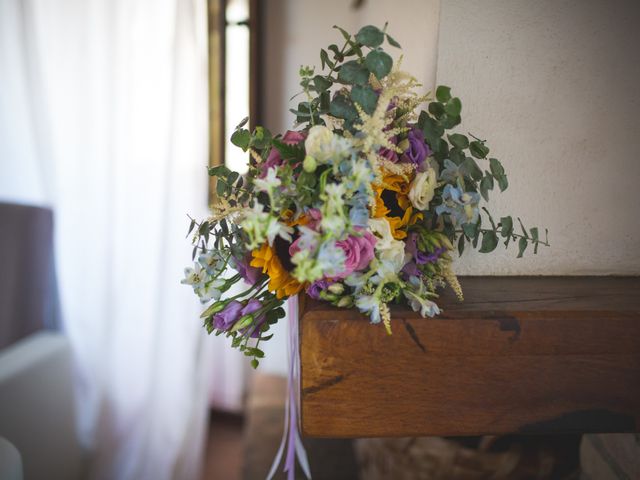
[260,130,306,177]
[335,231,376,278]
[305,208,322,230]
[282,130,306,144]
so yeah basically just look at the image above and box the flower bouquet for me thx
[182,24,548,368]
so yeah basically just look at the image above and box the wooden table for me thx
[299,277,640,438]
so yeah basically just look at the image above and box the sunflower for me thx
[372,170,423,239]
[250,242,304,299]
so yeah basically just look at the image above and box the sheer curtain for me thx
[0,0,212,479]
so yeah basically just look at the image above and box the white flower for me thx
[305,125,334,160]
[320,214,346,235]
[323,183,346,211]
[344,271,368,293]
[305,125,352,164]
[368,218,406,273]
[404,290,440,317]
[265,217,293,245]
[350,159,374,188]
[253,167,281,192]
[196,278,225,303]
[291,251,324,282]
[355,294,382,324]
[408,168,437,211]
[240,203,292,248]
[181,264,206,288]
[198,250,224,274]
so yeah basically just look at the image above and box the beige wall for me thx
[263,0,640,275]
[437,0,640,274]
[263,0,440,133]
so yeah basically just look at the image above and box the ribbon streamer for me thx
[267,294,311,480]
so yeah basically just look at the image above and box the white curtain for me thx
[0,0,213,479]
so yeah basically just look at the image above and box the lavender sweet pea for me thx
[213,300,243,331]
[234,254,261,284]
[306,279,334,300]
[405,232,446,265]
[401,127,431,170]
[239,298,266,338]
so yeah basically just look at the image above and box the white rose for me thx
[304,125,334,161]
[368,218,406,273]
[408,168,437,211]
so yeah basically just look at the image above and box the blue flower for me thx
[435,185,480,226]
[347,189,371,228]
[439,159,464,183]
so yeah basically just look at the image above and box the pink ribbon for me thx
[267,294,311,480]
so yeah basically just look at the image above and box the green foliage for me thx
[448,133,469,149]
[355,25,384,47]
[329,93,358,121]
[337,60,369,85]
[285,27,548,259]
[436,85,451,102]
[231,129,250,151]
[500,216,513,237]
[350,84,378,114]
[385,33,401,48]
[470,140,489,159]
[365,50,392,79]
[479,231,499,253]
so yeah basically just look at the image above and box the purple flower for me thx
[213,300,243,331]
[379,135,399,163]
[401,127,431,170]
[259,130,305,178]
[239,299,266,338]
[401,262,422,279]
[234,254,261,285]
[306,279,334,300]
[405,232,446,265]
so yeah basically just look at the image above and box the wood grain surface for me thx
[299,277,640,438]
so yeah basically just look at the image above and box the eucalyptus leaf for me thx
[479,175,494,201]
[230,129,250,151]
[351,84,378,114]
[365,50,392,79]
[470,141,490,159]
[457,235,465,256]
[313,75,332,91]
[329,93,358,120]
[462,157,483,181]
[337,60,369,85]
[517,237,528,258]
[479,231,499,253]
[497,174,509,192]
[500,216,513,238]
[436,85,451,103]
[448,133,469,149]
[489,158,505,176]
[444,97,462,116]
[420,115,444,145]
[440,114,461,130]
[333,25,352,41]
[386,33,401,48]
[428,101,445,118]
[355,25,384,47]
[462,221,479,239]
[234,117,249,130]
